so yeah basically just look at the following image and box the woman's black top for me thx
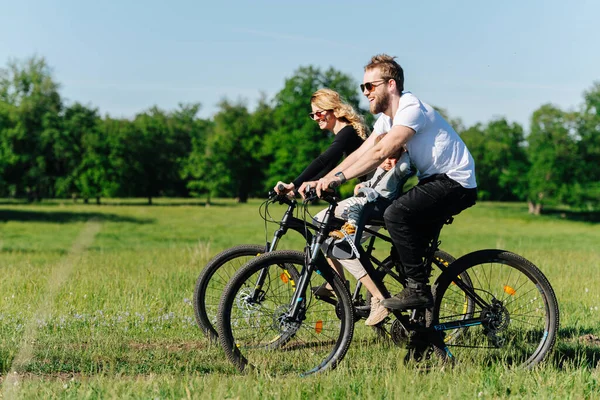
[292,125,363,188]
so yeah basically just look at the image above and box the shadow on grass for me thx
[553,326,600,369]
[0,341,235,376]
[0,209,154,224]
[0,200,237,207]
[541,208,600,223]
[97,201,233,207]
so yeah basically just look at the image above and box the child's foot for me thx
[364,297,390,326]
[329,222,357,240]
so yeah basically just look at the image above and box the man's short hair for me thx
[365,54,404,93]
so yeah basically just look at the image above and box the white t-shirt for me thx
[372,92,477,189]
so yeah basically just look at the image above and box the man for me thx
[304,54,477,325]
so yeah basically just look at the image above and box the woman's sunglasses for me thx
[308,110,329,120]
[360,79,389,93]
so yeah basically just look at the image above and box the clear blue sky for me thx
[1,0,598,130]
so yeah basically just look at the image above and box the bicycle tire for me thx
[217,250,355,375]
[193,244,267,342]
[431,249,559,369]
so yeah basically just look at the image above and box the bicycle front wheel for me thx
[431,250,559,368]
[217,250,355,375]
[193,244,267,342]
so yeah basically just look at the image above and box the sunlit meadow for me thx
[0,198,599,398]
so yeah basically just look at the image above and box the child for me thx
[330,149,412,239]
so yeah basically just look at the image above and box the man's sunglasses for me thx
[309,110,329,120]
[360,79,389,93]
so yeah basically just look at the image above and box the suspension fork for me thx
[251,200,297,301]
[286,203,337,320]
[266,200,297,251]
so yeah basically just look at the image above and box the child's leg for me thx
[330,197,367,238]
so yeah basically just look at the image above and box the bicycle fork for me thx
[248,202,297,302]
[286,206,337,321]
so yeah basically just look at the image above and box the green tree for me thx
[0,56,62,200]
[73,116,120,204]
[111,107,193,204]
[53,102,101,199]
[571,82,600,210]
[461,119,529,201]
[190,99,270,203]
[183,119,215,203]
[527,104,580,214]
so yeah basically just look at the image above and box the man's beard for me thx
[370,90,390,114]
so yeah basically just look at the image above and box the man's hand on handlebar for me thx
[298,181,317,199]
[316,176,342,198]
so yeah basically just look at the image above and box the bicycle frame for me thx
[254,192,463,335]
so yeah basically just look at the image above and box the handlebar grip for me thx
[328,180,340,189]
[304,188,318,202]
[277,183,286,192]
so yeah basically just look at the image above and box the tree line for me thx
[0,56,598,213]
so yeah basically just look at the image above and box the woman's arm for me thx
[322,132,378,179]
[291,127,357,188]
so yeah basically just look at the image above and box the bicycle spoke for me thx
[434,251,558,368]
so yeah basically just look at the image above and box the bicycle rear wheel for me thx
[431,250,559,368]
[193,244,266,342]
[218,250,355,375]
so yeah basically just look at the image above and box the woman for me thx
[274,88,368,195]
[273,88,368,303]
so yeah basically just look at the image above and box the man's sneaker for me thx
[364,297,390,326]
[329,222,356,240]
[381,281,433,310]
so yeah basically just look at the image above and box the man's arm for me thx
[344,125,415,180]
[316,125,416,195]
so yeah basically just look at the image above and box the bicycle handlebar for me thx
[303,187,337,204]
[267,190,295,206]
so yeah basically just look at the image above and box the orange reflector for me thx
[280,273,289,284]
[315,320,323,334]
[504,285,516,296]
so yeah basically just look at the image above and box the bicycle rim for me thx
[193,244,266,341]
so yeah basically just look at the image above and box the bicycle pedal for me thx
[354,305,371,319]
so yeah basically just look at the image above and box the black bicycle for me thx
[193,190,458,343]
[216,190,559,375]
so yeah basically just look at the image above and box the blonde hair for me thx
[310,88,369,140]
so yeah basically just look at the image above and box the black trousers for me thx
[383,174,477,283]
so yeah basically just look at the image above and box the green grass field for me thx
[0,198,599,399]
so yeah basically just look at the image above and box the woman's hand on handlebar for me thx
[274,181,294,195]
